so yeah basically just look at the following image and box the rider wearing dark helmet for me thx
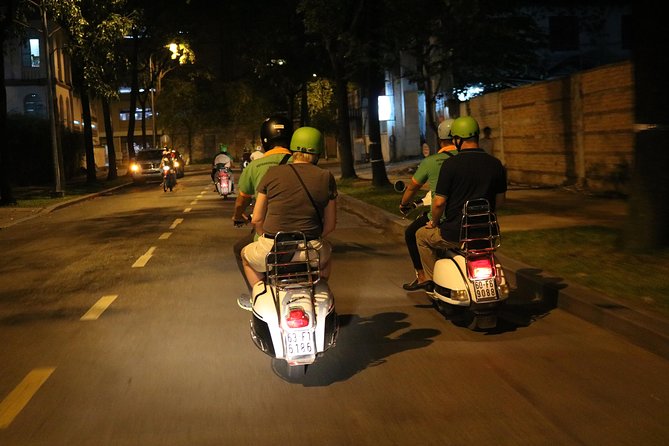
[232,115,294,292]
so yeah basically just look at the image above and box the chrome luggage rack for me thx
[459,198,501,255]
[265,231,320,289]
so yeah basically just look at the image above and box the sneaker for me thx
[237,293,252,311]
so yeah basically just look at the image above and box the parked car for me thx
[129,149,167,183]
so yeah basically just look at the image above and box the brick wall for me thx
[464,60,634,194]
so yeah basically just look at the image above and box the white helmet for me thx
[437,118,455,140]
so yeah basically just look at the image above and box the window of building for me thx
[24,93,45,116]
[119,108,153,121]
[22,38,41,67]
[549,16,579,51]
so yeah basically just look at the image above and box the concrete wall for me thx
[464,60,634,195]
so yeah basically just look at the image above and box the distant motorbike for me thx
[247,231,338,379]
[162,164,177,192]
[214,164,234,199]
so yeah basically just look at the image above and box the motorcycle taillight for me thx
[467,256,495,280]
[286,308,309,328]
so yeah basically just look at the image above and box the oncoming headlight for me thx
[130,163,140,173]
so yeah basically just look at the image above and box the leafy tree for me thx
[298,0,367,179]
[0,0,19,205]
[59,0,135,183]
[383,0,544,148]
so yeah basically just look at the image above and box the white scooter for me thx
[247,231,338,379]
[431,198,510,330]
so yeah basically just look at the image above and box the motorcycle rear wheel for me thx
[271,358,307,381]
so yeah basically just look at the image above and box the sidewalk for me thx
[1,160,668,360]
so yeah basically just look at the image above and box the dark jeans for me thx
[234,228,255,292]
[405,212,429,271]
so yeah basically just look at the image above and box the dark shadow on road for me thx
[273,312,441,386]
[404,267,567,335]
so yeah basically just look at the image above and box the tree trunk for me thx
[80,86,96,183]
[626,1,669,250]
[367,68,390,187]
[102,98,117,180]
[0,25,17,205]
[126,29,140,161]
[334,76,356,178]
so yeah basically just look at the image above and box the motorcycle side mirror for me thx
[394,180,406,193]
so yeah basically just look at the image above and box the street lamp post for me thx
[149,55,156,148]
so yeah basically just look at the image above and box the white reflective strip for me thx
[169,218,184,229]
[81,295,118,321]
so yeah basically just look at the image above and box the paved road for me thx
[1,170,668,445]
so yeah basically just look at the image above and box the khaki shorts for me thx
[242,235,332,273]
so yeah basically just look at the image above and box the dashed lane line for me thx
[169,218,184,229]
[184,208,192,213]
[132,246,156,268]
[81,295,118,321]
[0,368,56,429]
[159,232,172,240]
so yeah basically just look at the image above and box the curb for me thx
[338,193,669,361]
[0,182,133,230]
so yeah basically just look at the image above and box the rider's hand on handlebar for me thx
[232,213,251,227]
[399,202,415,216]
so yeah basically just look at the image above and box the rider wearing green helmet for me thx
[239,126,337,304]
[290,126,324,164]
[449,116,480,151]
[414,115,507,285]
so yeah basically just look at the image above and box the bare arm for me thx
[251,192,268,235]
[321,198,337,238]
[232,193,252,223]
[427,194,447,228]
[400,179,422,206]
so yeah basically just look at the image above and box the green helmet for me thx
[450,116,480,139]
[290,126,323,155]
[219,144,228,153]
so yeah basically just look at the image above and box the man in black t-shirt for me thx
[415,116,507,284]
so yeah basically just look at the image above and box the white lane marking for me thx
[159,232,171,240]
[196,194,204,199]
[132,246,156,268]
[0,368,56,429]
[184,208,192,213]
[190,200,197,205]
[81,295,118,321]
[169,218,184,229]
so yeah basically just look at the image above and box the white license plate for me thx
[284,330,314,357]
[473,278,497,301]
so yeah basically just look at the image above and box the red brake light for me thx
[286,308,309,328]
[467,256,495,280]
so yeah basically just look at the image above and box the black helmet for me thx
[260,115,293,151]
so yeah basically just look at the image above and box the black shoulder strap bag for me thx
[288,164,323,233]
